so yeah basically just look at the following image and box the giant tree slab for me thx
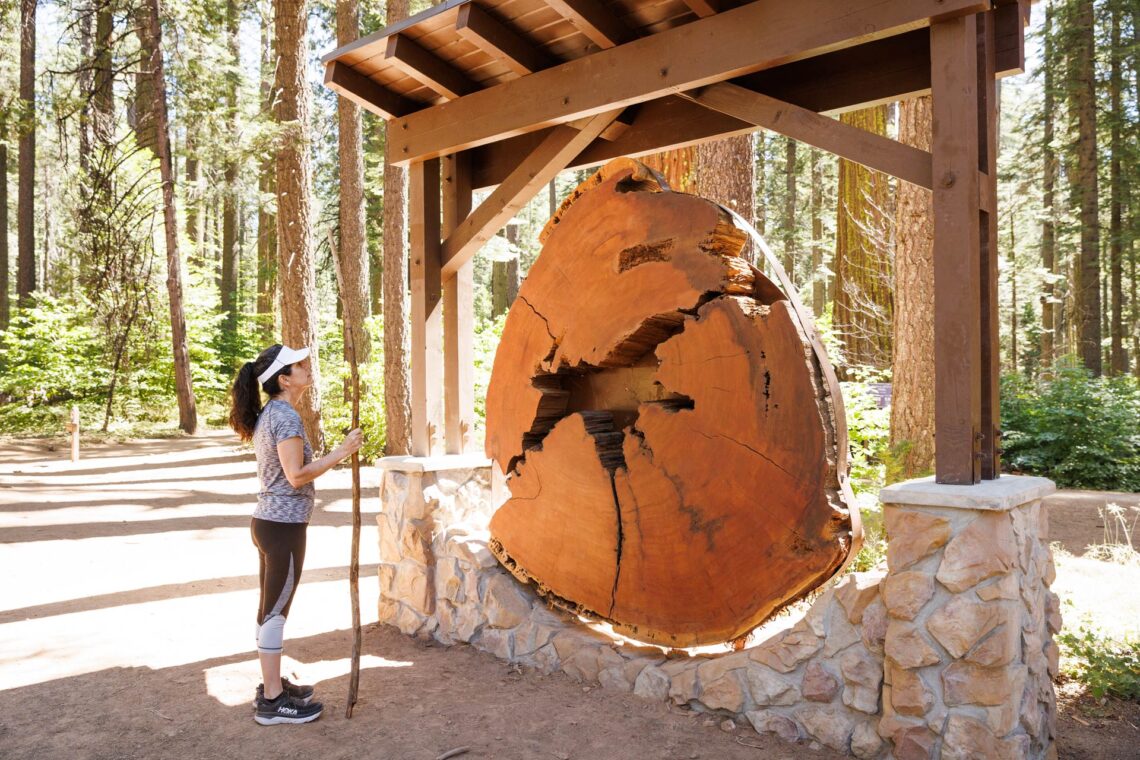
[485,158,859,647]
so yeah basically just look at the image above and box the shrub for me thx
[1057,625,1140,702]
[1001,365,1140,491]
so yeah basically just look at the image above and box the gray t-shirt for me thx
[252,399,316,523]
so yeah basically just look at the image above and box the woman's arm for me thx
[277,429,363,489]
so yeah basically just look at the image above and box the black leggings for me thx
[251,518,307,626]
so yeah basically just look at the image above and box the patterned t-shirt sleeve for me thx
[269,406,305,445]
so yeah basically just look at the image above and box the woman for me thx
[229,344,363,725]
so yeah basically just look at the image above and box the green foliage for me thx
[842,377,892,498]
[1001,364,1140,491]
[318,315,387,462]
[1057,625,1140,702]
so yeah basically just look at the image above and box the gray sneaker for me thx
[253,692,323,725]
[252,677,315,707]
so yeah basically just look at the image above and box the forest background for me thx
[0,0,1138,501]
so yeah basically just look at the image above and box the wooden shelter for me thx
[322,0,1031,485]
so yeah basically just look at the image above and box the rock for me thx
[985,701,1018,736]
[976,574,1020,602]
[885,509,952,570]
[562,646,604,683]
[851,720,883,759]
[861,598,888,654]
[803,588,835,636]
[512,617,559,657]
[750,628,822,672]
[802,662,840,702]
[696,652,751,686]
[822,607,862,657]
[943,662,1025,707]
[926,596,1002,658]
[400,522,433,564]
[1045,591,1063,635]
[377,596,398,624]
[392,561,434,615]
[885,621,940,669]
[668,666,699,705]
[451,537,499,568]
[890,665,934,717]
[484,574,533,629]
[532,643,561,674]
[394,603,427,636]
[882,572,935,621]
[966,623,1021,668]
[633,665,671,701]
[720,719,736,732]
[745,709,800,743]
[796,705,855,752]
[701,673,746,712]
[622,657,652,686]
[840,649,883,714]
[746,667,799,706]
[598,666,632,692]
[835,572,885,624]
[893,725,937,760]
[477,627,514,660]
[1044,640,1059,678]
[936,512,1017,593]
[941,713,1011,760]
[435,558,465,603]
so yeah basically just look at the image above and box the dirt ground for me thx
[1,432,1137,760]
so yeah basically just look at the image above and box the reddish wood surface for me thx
[485,159,856,646]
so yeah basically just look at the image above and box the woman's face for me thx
[282,358,313,392]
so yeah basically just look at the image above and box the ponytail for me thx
[228,344,287,442]
[229,362,263,442]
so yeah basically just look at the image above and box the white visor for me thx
[257,345,310,386]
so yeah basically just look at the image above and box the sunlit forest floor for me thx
[0,434,1137,758]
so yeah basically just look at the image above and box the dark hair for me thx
[228,344,294,442]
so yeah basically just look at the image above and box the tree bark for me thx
[17,0,36,306]
[833,106,893,373]
[782,137,796,277]
[890,96,934,478]
[640,146,696,193]
[810,148,824,315]
[0,143,8,329]
[93,3,114,148]
[220,0,240,350]
[275,0,323,451]
[133,4,157,153]
[1072,0,1101,374]
[1108,3,1125,375]
[696,134,755,229]
[256,0,276,340]
[1040,0,1057,375]
[143,0,198,433]
[337,0,371,372]
[382,0,411,455]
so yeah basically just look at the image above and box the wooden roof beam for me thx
[323,61,416,120]
[543,0,636,49]
[388,0,989,166]
[440,109,622,277]
[386,33,477,100]
[680,0,721,18]
[455,4,556,76]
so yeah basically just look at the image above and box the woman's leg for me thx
[251,518,307,700]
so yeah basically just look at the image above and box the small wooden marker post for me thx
[67,405,80,462]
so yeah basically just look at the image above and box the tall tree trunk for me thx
[1108,4,1125,375]
[0,143,8,330]
[220,0,240,350]
[365,112,383,316]
[275,0,323,450]
[17,0,36,306]
[1072,0,1101,374]
[782,138,796,278]
[492,224,520,318]
[697,135,755,229]
[891,96,935,478]
[1040,0,1057,375]
[133,5,157,153]
[381,0,411,455]
[337,0,371,373]
[256,0,276,340]
[834,105,894,373]
[78,8,92,176]
[755,132,767,236]
[640,147,696,192]
[93,3,114,148]
[185,132,201,262]
[143,0,197,433]
[810,148,824,315]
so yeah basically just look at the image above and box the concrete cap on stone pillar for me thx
[879,475,1056,512]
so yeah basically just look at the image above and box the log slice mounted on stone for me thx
[485,158,859,647]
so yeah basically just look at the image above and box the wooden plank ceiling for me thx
[323,0,1028,180]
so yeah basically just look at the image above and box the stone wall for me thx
[375,458,1058,759]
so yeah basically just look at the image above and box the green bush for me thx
[1001,365,1140,491]
[1057,625,1140,702]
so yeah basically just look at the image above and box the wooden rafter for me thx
[323,61,416,120]
[386,33,477,100]
[680,0,720,18]
[544,0,634,49]
[440,109,622,277]
[387,0,988,165]
[455,4,555,76]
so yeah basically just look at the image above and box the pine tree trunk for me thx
[365,113,383,316]
[782,138,796,277]
[17,0,36,306]
[275,0,323,451]
[834,106,894,373]
[1072,0,1102,374]
[810,148,824,315]
[1108,4,1125,375]
[337,0,371,372]
[381,0,411,455]
[0,143,8,330]
[256,0,276,340]
[220,0,240,350]
[93,5,114,148]
[696,134,755,229]
[1040,0,1057,375]
[78,10,92,176]
[640,147,696,192]
[185,132,201,262]
[144,0,198,433]
[133,5,157,153]
[755,132,767,236]
[891,96,935,478]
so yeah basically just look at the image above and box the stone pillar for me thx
[375,454,494,636]
[877,476,1061,760]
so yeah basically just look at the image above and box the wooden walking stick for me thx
[329,231,364,718]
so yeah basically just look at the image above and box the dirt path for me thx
[1,433,1137,759]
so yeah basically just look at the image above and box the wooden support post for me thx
[442,153,475,454]
[931,14,982,485]
[410,158,443,456]
[977,12,1001,479]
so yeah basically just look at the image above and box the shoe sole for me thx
[251,695,314,708]
[253,710,322,726]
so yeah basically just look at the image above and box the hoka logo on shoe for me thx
[280,707,298,715]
